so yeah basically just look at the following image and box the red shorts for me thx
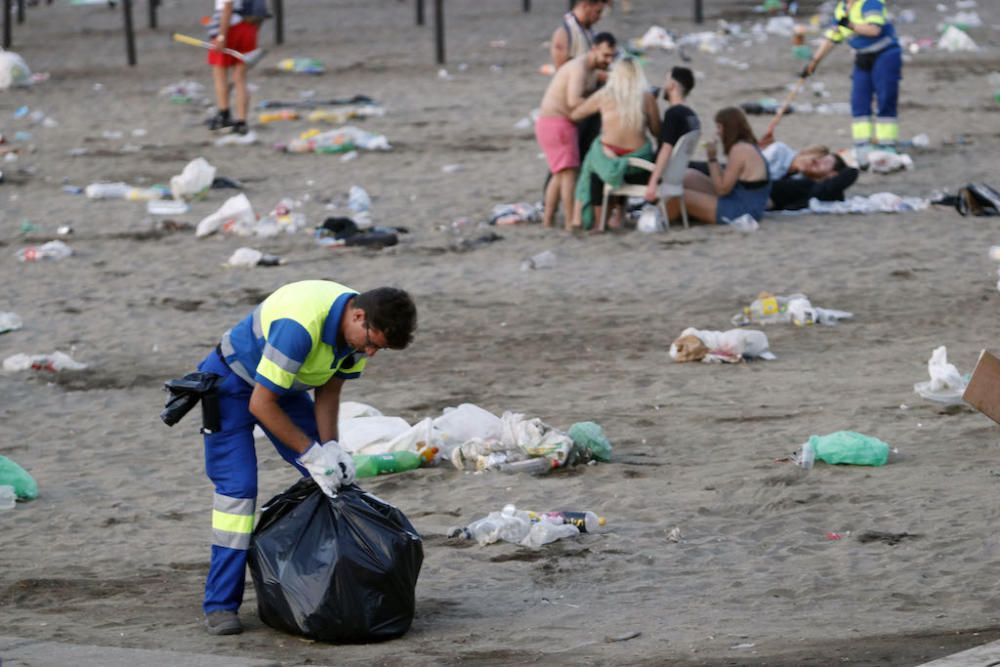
[207,21,258,68]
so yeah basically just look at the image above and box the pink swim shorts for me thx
[535,116,580,173]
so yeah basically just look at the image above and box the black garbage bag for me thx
[248,478,423,643]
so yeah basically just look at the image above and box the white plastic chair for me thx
[597,128,701,231]
[657,128,701,230]
[598,157,657,232]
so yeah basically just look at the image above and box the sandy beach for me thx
[2,0,1000,664]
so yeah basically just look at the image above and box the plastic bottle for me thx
[520,250,557,271]
[528,510,606,533]
[0,484,15,510]
[497,457,557,475]
[16,240,73,262]
[85,182,130,199]
[258,109,299,123]
[353,448,437,479]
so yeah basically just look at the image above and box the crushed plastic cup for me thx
[521,250,557,271]
[147,200,190,216]
[0,484,15,510]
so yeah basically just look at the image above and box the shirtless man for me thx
[550,0,608,69]
[535,33,617,229]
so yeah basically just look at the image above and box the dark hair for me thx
[353,287,417,350]
[593,32,616,48]
[832,154,847,172]
[714,107,757,154]
[671,66,695,96]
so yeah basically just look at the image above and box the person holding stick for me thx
[800,0,902,166]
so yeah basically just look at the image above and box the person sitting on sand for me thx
[680,107,771,225]
[536,33,618,229]
[569,56,660,231]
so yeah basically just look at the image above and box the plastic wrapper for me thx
[249,479,422,643]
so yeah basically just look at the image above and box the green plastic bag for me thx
[0,455,38,500]
[808,431,890,467]
[568,422,613,462]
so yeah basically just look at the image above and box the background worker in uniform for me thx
[196,280,417,636]
[801,0,901,166]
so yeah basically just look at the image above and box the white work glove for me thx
[297,441,356,496]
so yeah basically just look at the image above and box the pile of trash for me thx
[447,504,605,548]
[196,194,307,238]
[280,126,390,154]
[3,351,87,372]
[670,327,775,363]
[276,57,325,74]
[327,402,612,475]
[732,292,853,327]
[490,202,542,226]
[158,80,206,104]
[0,50,31,90]
[803,192,929,215]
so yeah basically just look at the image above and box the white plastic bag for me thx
[338,416,411,454]
[433,404,502,451]
[636,204,667,233]
[500,412,574,462]
[670,327,775,363]
[196,193,256,238]
[0,312,23,334]
[938,24,978,52]
[0,51,31,90]
[338,401,383,420]
[637,26,676,50]
[914,346,968,404]
[170,157,217,201]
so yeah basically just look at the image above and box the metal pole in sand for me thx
[148,0,158,29]
[523,0,530,12]
[2,0,11,48]
[694,0,703,24]
[123,0,137,65]
[274,0,283,44]
[16,0,23,25]
[416,0,424,26]
[434,0,444,64]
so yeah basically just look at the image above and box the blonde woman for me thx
[570,56,660,231]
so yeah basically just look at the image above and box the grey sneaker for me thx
[204,610,243,635]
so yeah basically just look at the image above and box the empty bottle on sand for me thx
[528,510,606,533]
[353,448,437,479]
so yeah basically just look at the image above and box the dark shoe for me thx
[208,111,233,132]
[231,121,249,136]
[204,610,243,635]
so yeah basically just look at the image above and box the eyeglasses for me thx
[363,322,387,354]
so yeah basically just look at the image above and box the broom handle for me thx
[172,32,248,61]
[764,77,807,138]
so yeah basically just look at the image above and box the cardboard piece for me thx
[963,350,1000,425]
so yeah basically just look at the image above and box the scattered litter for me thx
[441,164,463,174]
[795,431,891,468]
[938,24,978,52]
[733,293,853,327]
[667,527,683,542]
[724,213,759,231]
[195,193,256,238]
[158,80,206,104]
[914,345,968,405]
[491,201,542,225]
[857,530,918,545]
[942,10,983,28]
[606,631,642,643]
[0,312,23,334]
[447,504,584,548]
[214,130,259,146]
[521,249,557,270]
[16,240,72,262]
[0,51,32,90]
[283,126,390,153]
[3,351,87,372]
[225,247,283,267]
[170,157,217,201]
[637,203,667,233]
[85,182,164,201]
[255,198,307,237]
[258,109,298,123]
[730,643,756,650]
[866,149,914,174]
[0,455,38,500]
[635,26,676,50]
[765,15,795,35]
[276,57,325,74]
[147,199,190,216]
[670,327,775,363]
[314,217,402,249]
[803,192,928,214]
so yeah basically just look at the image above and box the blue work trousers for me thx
[851,45,902,121]
[198,349,317,614]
